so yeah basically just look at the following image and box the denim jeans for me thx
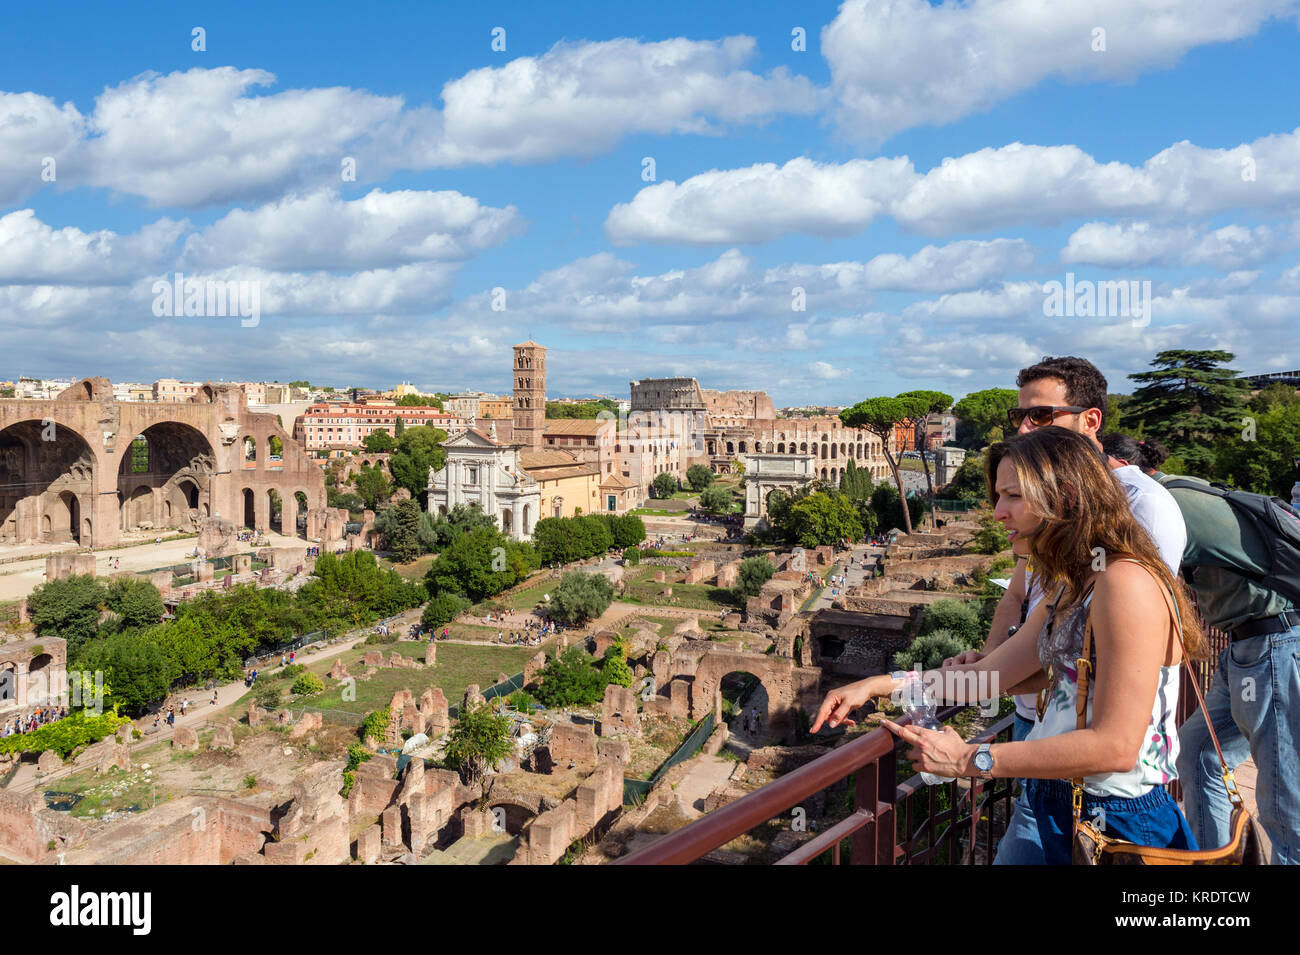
[1027,778,1198,865]
[992,713,1045,865]
[1175,626,1300,865]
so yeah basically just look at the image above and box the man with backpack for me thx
[1157,472,1300,864]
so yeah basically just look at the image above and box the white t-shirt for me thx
[1012,461,1187,721]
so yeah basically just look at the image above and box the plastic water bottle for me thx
[897,671,956,786]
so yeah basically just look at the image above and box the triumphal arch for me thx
[0,378,325,548]
[742,453,816,530]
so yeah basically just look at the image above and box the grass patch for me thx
[309,642,538,715]
[619,579,740,612]
[381,554,436,580]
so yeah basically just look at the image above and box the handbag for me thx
[1070,572,1267,864]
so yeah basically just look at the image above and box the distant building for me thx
[292,401,465,451]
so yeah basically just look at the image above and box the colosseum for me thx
[0,377,325,549]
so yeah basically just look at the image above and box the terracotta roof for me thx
[520,449,599,481]
[543,418,612,436]
[599,473,637,489]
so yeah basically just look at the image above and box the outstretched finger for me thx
[881,719,923,746]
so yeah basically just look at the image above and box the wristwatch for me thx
[973,743,994,781]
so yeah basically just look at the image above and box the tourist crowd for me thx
[2,705,69,737]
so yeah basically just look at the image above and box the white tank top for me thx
[1025,589,1181,797]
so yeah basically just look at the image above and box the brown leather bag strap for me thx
[1075,560,1241,810]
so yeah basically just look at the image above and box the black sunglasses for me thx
[1007,405,1087,429]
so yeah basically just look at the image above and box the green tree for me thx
[952,388,1019,450]
[105,577,164,630]
[422,503,497,553]
[545,399,619,419]
[652,472,678,499]
[699,484,734,515]
[970,509,1011,554]
[362,429,396,453]
[734,556,775,600]
[425,526,535,601]
[1124,350,1250,476]
[892,629,971,671]
[600,642,634,688]
[546,571,615,626]
[74,631,171,716]
[839,458,874,503]
[389,425,448,499]
[531,646,606,707]
[941,450,987,502]
[785,492,864,547]
[604,514,646,549]
[396,394,444,409]
[351,464,392,510]
[841,397,923,534]
[1214,397,1300,496]
[897,389,953,527]
[292,671,326,695]
[422,592,471,630]
[377,499,422,563]
[918,598,985,647]
[28,575,108,652]
[870,483,923,535]
[686,464,714,492]
[444,703,514,785]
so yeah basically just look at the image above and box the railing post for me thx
[877,743,897,864]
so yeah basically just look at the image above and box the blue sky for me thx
[3,0,1299,405]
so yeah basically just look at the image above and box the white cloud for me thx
[862,239,1036,292]
[181,188,525,270]
[79,68,407,208]
[0,210,186,284]
[606,156,917,245]
[822,0,1298,142]
[607,129,1300,243]
[808,360,853,380]
[0,92,84,205]
[1062,220,1294,269]
[428,36,821,166]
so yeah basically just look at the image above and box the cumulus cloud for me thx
[1062,220,1295,269]
[428,36,821,166]
[181,188,525,270]
[808,360,853,380]
[0,210,186,285]
[605,156,915,245]
[822,0,1298,142]
[607,129,1300,243]
[0,92,84,206]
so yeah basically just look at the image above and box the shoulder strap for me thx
[1073,566,1242,820]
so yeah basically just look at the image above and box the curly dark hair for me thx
[1100,432,1170,472]
[1016,356,1109,433]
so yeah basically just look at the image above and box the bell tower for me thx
[512,341,546,451]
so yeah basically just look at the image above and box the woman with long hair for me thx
[812,426,1205,862]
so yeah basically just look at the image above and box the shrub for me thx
[531,647,606,707]
[892,629,971,671]
[281,663,306,680]
[422,592,471,630]
[256,687,282,710]
[292,671,325,695]
[361,708,390,742]
[547,571,615,626]
[733,556,775,600]
[600,646,634,688]
[243,774,257,789]
[970,509,1010,554]
[918,598,984,647]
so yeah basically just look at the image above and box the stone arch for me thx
[726,441,735,454]
[800,442,807,454]
[777,443,785,454]
[522,503,531,535]
[243,436,257,464]
[738,441,747,454]
[117,422,215,534]
[830,443,837,459]
[123,485,154,531]
[242,488,256,528]
[685,651,811,742]
[552,497,563,519]
[485,800,539,836]
[267,488,283,533]
[0,418,97,545]
[501,509,513,535]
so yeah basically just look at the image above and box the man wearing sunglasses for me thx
[951,355,1187,864]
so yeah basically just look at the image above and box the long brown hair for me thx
[986,427,1204,657]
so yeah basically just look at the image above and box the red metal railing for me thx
[617,706,1016,866]
[620,620,1229,865]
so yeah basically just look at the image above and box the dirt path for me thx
[672,753,734,816]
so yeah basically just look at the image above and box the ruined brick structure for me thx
[0,377,325,547]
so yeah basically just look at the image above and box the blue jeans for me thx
[1175,626,1300,865]
[1027,778,1197,864]
[993,713,1045,865]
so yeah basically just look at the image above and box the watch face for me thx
[975,749,993,772]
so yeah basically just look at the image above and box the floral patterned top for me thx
[1026,590,1181,797]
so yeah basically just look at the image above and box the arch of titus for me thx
[742,453,815,530]
[0,377,326,548]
